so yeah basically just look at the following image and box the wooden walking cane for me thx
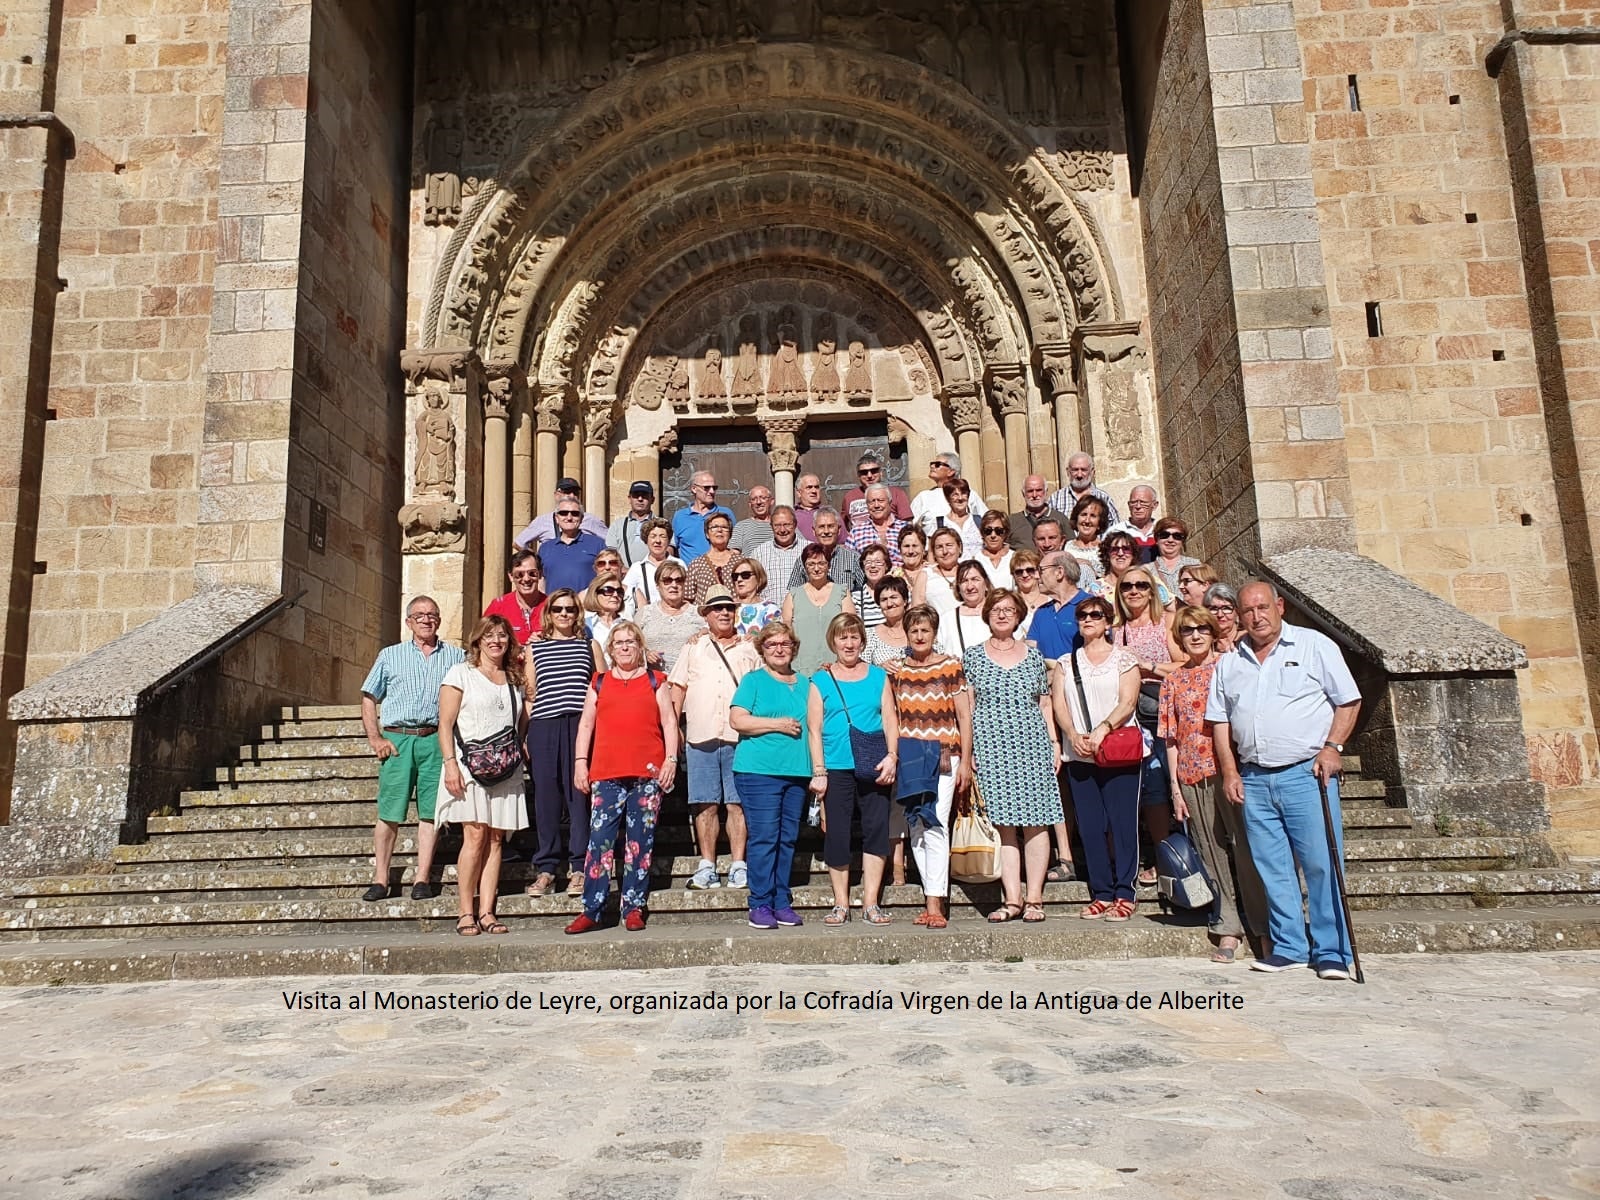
[1317,774,1365,984]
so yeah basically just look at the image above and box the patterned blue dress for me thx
[963,644,1064,827]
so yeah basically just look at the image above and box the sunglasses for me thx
[1079,611,1109,622]
[510,570,539,580]
[550,605,578,615]
[557,510,582,518]
[732,570,755,581]
[1108,545,1134,556]
[1156,531,1186,542]
[982,527,1007,536]
[660,577,685,585]
[1119,581,1152,592]
[597,586,622,597]
[859,467,881,476]
[1013,566,1039,576]
[694,483,717,492]
[1178,625,1211,636]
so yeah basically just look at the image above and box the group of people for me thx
[359,451,1361,979]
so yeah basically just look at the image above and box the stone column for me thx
[561,414,583,489]
[534,388,563,516]
[583,401,616,521]
[988,365,1031,511]
[1036,343,1080,488]
[762,417,804,506]
[944,383,984,491]
[481,370,512,603]
[511,383,534,533]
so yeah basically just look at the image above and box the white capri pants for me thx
[909,769,959,899]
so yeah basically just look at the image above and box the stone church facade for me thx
[1,0,1597,864]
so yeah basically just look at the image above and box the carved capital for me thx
[761,417,805,475]
[655,428,680,455]
[986,365,1029,418]
[583,403,616,448]
[1074,321,1146,367]
[1033,342,1077,399]
[944,382,982,435]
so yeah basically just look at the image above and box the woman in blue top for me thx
[729,621,813,931]
[807,612,899,927]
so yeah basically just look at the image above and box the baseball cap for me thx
[555,477,581,494]
[628,481,655,498]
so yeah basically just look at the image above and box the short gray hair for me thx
[934,450,962,473]
[1204,582,1240,608]
[865,483,891,499]
[813,506,841,523]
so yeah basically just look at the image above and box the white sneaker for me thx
[686,861,720,890]
[1315,963,1352,981]
[726,861,748,889]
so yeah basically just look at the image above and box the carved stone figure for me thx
[1103,365,1143,461]
[811,334,840,397]
[990,371,1029,417]
[698,347,727,411]
[767,315,808,408]
[665,358,691,413]
[400,499,467,553]
[424,117,463,227]
[730,315,762,411]
[843,340,872,404]
[584,403,616,448]
[945,382,982,434]
[413,389,456,500]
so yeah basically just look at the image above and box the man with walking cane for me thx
[1207,581,1363,980]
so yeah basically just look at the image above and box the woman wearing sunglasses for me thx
[583,577,627,664]
[1150,519,1201,598]
[976,515,1015,588]
[523,588,606,899]
[1112,563,1180,885]
[1158,606,1268,962]
[1090,531,1174,609]
[634,563,707,674]
[1176,562,1220,611]
[730,557,779,636]
[1010,549,1048,636]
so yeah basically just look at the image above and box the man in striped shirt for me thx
[359,596,466,903]
[749,505,809,605]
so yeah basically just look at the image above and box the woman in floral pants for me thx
[565,622,680,933]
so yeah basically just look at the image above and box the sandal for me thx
[477,914,509,935]
[913,911,932,926]
[988,902,1024,923]
[455,915,480,936]
[863,905,891,926]
[525,872,555,898]
[1106,898,1138,922]
[1045,859,1075,883]
[1211,937,1239,964]
[924,913,948,930]
[1080,900,1113,920]
[1137,866,1158,887]
[1022,902,1046,923]
[824,904,850,927]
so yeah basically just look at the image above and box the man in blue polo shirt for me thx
[538,499,606,593]
[671,470,734,561]
[359,595,465,902]
[1030,553,1092,660]
[1208,580,1362,980]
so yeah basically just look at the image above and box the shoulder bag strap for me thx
[709,637,741,686]
[823,667,858,733]
[642,563,654,605]
[621,518,635,566]
[1069,649,1093,736]
[957,610,967,653]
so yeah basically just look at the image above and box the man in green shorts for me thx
[359,596,465,901]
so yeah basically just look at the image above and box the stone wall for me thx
[1295,0,1600,851]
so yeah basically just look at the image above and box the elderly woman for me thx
[685,511,740,605]
[1053,594,1142,920]
[1151,519,1202,597]
[854,544,894,629]
[564,622,679,934]
[730,622,813,930]
[583,576,626,663]
[524,588,606,900]
[436,614,527,936]
[1159,605,1269,961]
[624,518,683,613]
[911,526,963,612]
[966,589,1062,921]
[634,561,707,673]
[730,556,779,636]
[1091,530,1175,609]
[893,604,972,928]
[1065,495,1110,586]
[1011,549,1047,635]
[936,559,996,658]
[808,612,899,926]
[864,575,910,667]
[1204,583,1241,653]
[1177,562,1221,611]
[897,524,929,580]
[1113,563,1180,885]
[941,476,985,559]
[976,512,1015,587]
[783,542,856,675]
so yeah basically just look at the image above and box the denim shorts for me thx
[686,740,740,806]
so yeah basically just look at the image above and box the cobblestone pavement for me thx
[1,953,1596,1199]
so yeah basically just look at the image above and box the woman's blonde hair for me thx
[752,620,799,659]
[1112,564,1164,625]
[466,614,525,689]
[1173,604,1220,641]
[538,588,584,639]
[603,619,649,666]
[825,611,868,652]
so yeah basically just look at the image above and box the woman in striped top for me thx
[891,604,972,929]
[524,588,605,899]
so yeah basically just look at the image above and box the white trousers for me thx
[910,770,958,898]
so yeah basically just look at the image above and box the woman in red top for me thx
[565,621,680,934]
[1156,605,1268,962]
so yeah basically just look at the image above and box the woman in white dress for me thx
[437,614,528,936]
[912,526,964,612]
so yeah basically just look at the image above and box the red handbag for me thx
[1069,650,1145,768]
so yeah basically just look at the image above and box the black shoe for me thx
[411,882,438,901]
[361,884,390,902]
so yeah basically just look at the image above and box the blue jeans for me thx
[1240,760,1352,967]
[733,772,806,911]
[581,777,661,919]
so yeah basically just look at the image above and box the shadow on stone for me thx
[107,1144,309,1199]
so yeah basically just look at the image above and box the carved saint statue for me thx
[811,336,840,397]
[767,319,808,407]
[699,347,726,397]
[666,359,691,413]
[730,315,762,410]
[424,118,463,228]
[843,340,873,403]
[413,389,456,499]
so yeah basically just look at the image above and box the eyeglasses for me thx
[1014,567,1039,577]
[408,612,441,622]
[549,605,579,615]
[764,641,794,650]
[1178,625,1211,636]
[1079,611,1109,623]
[982,527,1007,536]
[732,570,755,581]
[1156,531,1186,542]
[1119,581,1152,593]
[660,577,685,586]
[694,483,717,492]
[597,587,622,597]
[1208,603,1235,614]
[510,570,539,581]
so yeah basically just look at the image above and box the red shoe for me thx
[564,913,601,935]
[624,910,647,932]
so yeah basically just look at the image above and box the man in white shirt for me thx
[910,450,988,535]
[515,477,608,549]
[1105,484,1160,561]
[1208,581,1362,980]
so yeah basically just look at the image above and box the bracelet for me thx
[575,756,589,762]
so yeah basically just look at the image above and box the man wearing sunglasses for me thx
[910,449,988,535]
[840,451,911,530]
[537,501,606,594]
[482,549,546,645]
[513,476,607,550]
[671,470,735,561]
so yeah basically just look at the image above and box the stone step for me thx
[3,904,1595,986]
[278,705,363,722]
[5,868,1597,940]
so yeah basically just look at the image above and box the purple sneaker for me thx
[747,906,778,930]
[773,906,804,927]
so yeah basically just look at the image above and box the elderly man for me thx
[482,549,546,645]
[1028,553,1091,662]
[672,470,735,561]
[669,586,760,891]
[1009,474,1070,550]
[1048,452,1120,526]
[514,477,608,549]
[359,596,465,902]
[1208,581,1362,980]
[606,480,657,568]
[750,505,808,604]
[910,449,988,534]
[843,483,910,564]
[730,484,776,554]
[1031,516,1066,555]
[538,498,606,593]
[793,472,824,540]
[1107,484,1160,561]
[786,507,864,591]
[841,451,912,529]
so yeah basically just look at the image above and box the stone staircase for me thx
[1,705,1597,978]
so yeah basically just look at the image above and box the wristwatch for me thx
[1324,741,1344,753]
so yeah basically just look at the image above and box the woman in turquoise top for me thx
[730,621,813,931]
[807,612,899,927]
